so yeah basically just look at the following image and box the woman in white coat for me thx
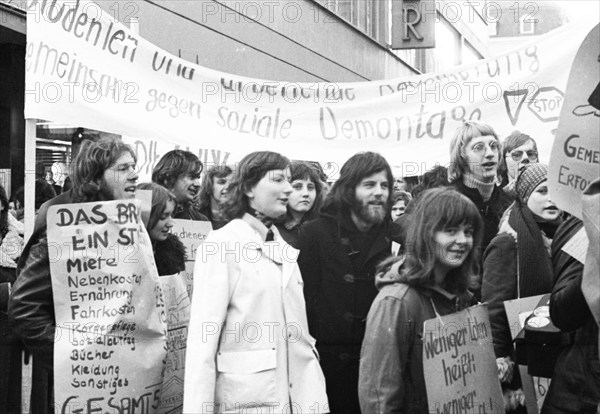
[184,151,329,414]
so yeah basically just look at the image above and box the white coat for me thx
[183,214,329,413]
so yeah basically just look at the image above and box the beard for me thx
[351,197,387,225]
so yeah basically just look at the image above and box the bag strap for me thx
[429,297,445,327]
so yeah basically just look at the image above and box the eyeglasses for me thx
[471,141,500,153]
[507,150,538,162]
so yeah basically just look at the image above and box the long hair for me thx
[284,161,324,223]
[498,131,538,186]
[0,185,8,238]
[222,151,290,220]
[323,152,394,217]
[152,150,203,190]
[197,164,233,210]
[448,121,499,183]
[71,138,136,203]
[401,188,483,293]
[137,183,177,235]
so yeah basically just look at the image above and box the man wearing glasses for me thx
[499,131,539,194]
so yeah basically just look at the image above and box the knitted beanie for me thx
[515,163,548,203]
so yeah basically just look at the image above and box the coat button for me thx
[343,274,355,283]
[339,353,350,361]
[343,312,354,322]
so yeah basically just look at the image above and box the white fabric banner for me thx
[24,0,595,176]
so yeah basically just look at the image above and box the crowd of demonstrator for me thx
[1,120,598,413]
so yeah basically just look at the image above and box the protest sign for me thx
[47,200,167,413]
[549,24,600,218]
[157,272,191,414]
[24,0,596,177]
[423,304,503,414]
[171,219,213,298]
[504,295,547,414]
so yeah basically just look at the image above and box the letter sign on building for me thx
[391,0,436,49]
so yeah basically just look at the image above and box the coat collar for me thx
[238,214,299,288]
[242,213,272,242]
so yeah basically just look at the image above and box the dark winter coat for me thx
[9,227,54,372]
[359,279,473,413]
[297,207,402,413]
[451,181,512,255]
[542,217,600,414]
[482,217,555,359]
[198,205,228,231]
[153,234,186,276]
[174,203,209,222]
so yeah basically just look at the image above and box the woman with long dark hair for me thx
[184,151,328,413]
[359,187,482,413]
[137,183,186,276]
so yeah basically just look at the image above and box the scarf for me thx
[246,206,274,241]
[508,200,556,297]
[463,171,496,202]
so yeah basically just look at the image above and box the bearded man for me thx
[297,152,402,414]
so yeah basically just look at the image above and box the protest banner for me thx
[423,304,503,414]
[504,294,547,414]
[171,219,213,298]
[24,0,596,178]
[47,200,167,413]
[157,272,191,414]
[549,24,600,218]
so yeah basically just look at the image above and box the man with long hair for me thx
[297,152,402,414]
[197,164,233,230]
[152,150,208,221]
[9,137,138,412]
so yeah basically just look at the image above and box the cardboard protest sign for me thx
[47,200,167,413]
[25,0,595,176]
[504,295,547,414]
[157,273,191,414]
[171,219,213,298]
[423,304,503,414]
[549,24,600,218]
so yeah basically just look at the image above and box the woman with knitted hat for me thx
[482,163,563,412]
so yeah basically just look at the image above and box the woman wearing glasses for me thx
[498,131,539,198]
[448,121,512,298]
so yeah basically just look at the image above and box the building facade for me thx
[488,0,569,56]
